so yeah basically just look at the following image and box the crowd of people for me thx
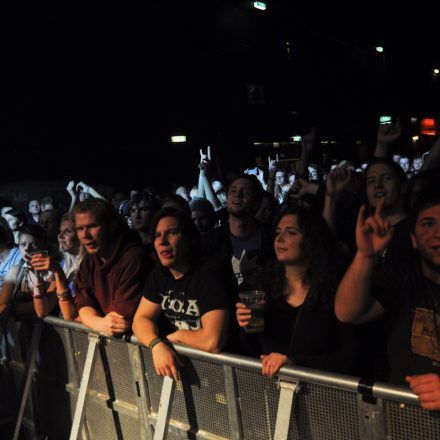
[1,119,440,414]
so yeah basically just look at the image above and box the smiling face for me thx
[274,214,305,265]
[227,177,258,218]
[411,204,440,270]
[366,163,404,211]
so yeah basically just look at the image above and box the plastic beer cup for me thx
[239,290,265,334]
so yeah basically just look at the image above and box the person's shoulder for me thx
[193,255,235,282]
[203,223,229,241]
[10,247,22,263]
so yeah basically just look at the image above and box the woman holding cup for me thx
[0,225,75,320]
[236,206,357,378]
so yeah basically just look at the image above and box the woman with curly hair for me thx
[236,205,357,378]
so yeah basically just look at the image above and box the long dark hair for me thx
[262,206,348,309]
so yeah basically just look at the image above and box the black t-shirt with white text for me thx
[141,257,235,332]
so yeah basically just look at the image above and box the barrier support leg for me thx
[69,334,101,440]
[127,344,154,440]
[63,328,90,440]
[357,395,386,440]
[223,365,244,440]
[12,321,43,440]
[274,379,299,440]
[153,376,176,440]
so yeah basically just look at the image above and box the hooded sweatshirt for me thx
[74,228,153,320]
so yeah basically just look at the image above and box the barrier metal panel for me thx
[5,316,440,440]
[142,347,232,438]
[385,400,440,440]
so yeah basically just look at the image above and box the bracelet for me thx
[148,337,163,351]
[57,289,72,301]
[32,289,47,299]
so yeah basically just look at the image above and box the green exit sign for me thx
[253,2,267,10]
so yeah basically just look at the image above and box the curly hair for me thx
[261,206,348,310]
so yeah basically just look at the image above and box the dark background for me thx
[0,1,438,194]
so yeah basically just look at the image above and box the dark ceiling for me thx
[0,2,438,186]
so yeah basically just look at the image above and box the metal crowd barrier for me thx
[3,315,440,440]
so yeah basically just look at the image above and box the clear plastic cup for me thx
[239,290,265,334]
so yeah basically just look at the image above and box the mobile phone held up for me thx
[379,115,392,125]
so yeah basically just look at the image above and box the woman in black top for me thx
[237,206,356,378]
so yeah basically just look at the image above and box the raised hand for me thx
[76,181,89,194]
[66,180,76,194]
[301,126,317,155]
[356,198,394,258]
[256,167,265,183]
[268,154,279,177]
[326,166,351,197]
[199,146,211,164]
[377,118,402,144]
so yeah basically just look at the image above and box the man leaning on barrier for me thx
[335,191,440,410]
[133,207,235,381]
[73,198,154,336]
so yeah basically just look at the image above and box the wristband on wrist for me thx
[32,289,46,299]
[148,337,163,351]
[57,289,72,301]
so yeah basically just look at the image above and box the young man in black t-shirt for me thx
[335,193,440,410]
[133,208,234,381]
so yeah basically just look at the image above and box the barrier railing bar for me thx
[43,316,420,407]
[12,321,43,440]
[69,333,100,440]
[147,414,229,440]
[372,382,419,404]
[153,376,176,440]
[64,383,139,417]
[63,327,91,440]
[357,395,386,440]
[223,365,244,440]
[274,379,299,440]
[127,343,155,440]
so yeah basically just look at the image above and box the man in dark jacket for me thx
[74,198,153,336]
[202,174,274,289]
